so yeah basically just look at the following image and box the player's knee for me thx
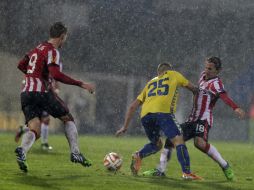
[194,138,207,153]
[60,113,74,123]
[164,138,175,149]
[156,138,163,150]
[171,135,185,146]
[30,129,41,140]
[28,118,41,139]
[41,116,50,125]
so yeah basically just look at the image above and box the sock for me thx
[157,148,173,173]
[41,123,48,144]
[64,121,80,154]
[21,130,36,154]
[207,144,227,168]
[176,144,191,174]
[139,142,161,159]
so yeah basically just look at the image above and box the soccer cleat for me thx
[182,172,203,180]
[130,152,142,175]
[41,143,53,151]
[222,163,234,181]
[70,152,92,167]
[14,125,27,143]
[142,168,166,177]
[15,147,28,173]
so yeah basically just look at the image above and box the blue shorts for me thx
[141,113,182,144]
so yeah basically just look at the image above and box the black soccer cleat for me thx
[70,152,92,167]
[15,147,28,173]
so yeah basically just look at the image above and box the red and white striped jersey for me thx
[20,42,61,92]
[188,72,225,127]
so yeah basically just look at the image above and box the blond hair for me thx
[157,63,173,75]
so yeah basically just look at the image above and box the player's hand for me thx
[81,82,95,94]
[234,108,246,119]
[115,127,127,137]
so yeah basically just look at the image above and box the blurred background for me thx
[0,0,254,142]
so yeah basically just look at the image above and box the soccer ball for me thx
[103,152,123,171]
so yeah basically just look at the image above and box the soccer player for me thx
[116,63,202,180]
[142,57,245,181]
[15,22,95,172]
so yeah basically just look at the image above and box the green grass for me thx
[0,133,253,190]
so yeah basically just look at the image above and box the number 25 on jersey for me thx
[148,78,169,97]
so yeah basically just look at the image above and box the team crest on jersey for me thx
[199,81,209,94]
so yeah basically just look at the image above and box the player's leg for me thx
[143,138,173,176]
[193,122,234,181]
[14,124,29,143]
[194,125,234,180]
[171,135,202,180]
[40,112,53,150]
[143,121,196,176]
[131,138,162,176]
[22,118,41,152]
[194,137,234,180]
[15,92,42,172]
[46,91,91,167]
[130,114,162,175]
[157,139,173,174]
[59,114,91,167]
[162,114,202,180]
[138,130,162,159]
[15,117,41,173]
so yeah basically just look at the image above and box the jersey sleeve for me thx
[47,49,60,67]
[209,80,225,96]
[175,71,189,87]
[17,55,29,74]
[137,85,147,103]
[47,49,82,86]
[219,92,239,110]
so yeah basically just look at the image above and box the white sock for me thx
[207,144,227,168]
[21,131,36,154]
[22,125,29,133]
[64,121,80,154]
[41,123,48,144]
[157,148,172,173]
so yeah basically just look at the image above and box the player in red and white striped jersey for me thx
[15,22,94,172]
[188,70,239,128]
[143,57,245,180]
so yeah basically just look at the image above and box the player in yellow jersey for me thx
[116,63,202,179]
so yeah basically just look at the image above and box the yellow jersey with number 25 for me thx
[137,70,189,118]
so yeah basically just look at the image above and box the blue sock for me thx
[139,143,160,159]
[176,144,191,174]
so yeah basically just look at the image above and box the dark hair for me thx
[207,56,222,70]
[157,62,173,74]
[49,22,67,38]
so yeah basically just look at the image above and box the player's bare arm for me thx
[115,99,142,137]
[185,82,198,95]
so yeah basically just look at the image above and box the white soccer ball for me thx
[103,152,123,171]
